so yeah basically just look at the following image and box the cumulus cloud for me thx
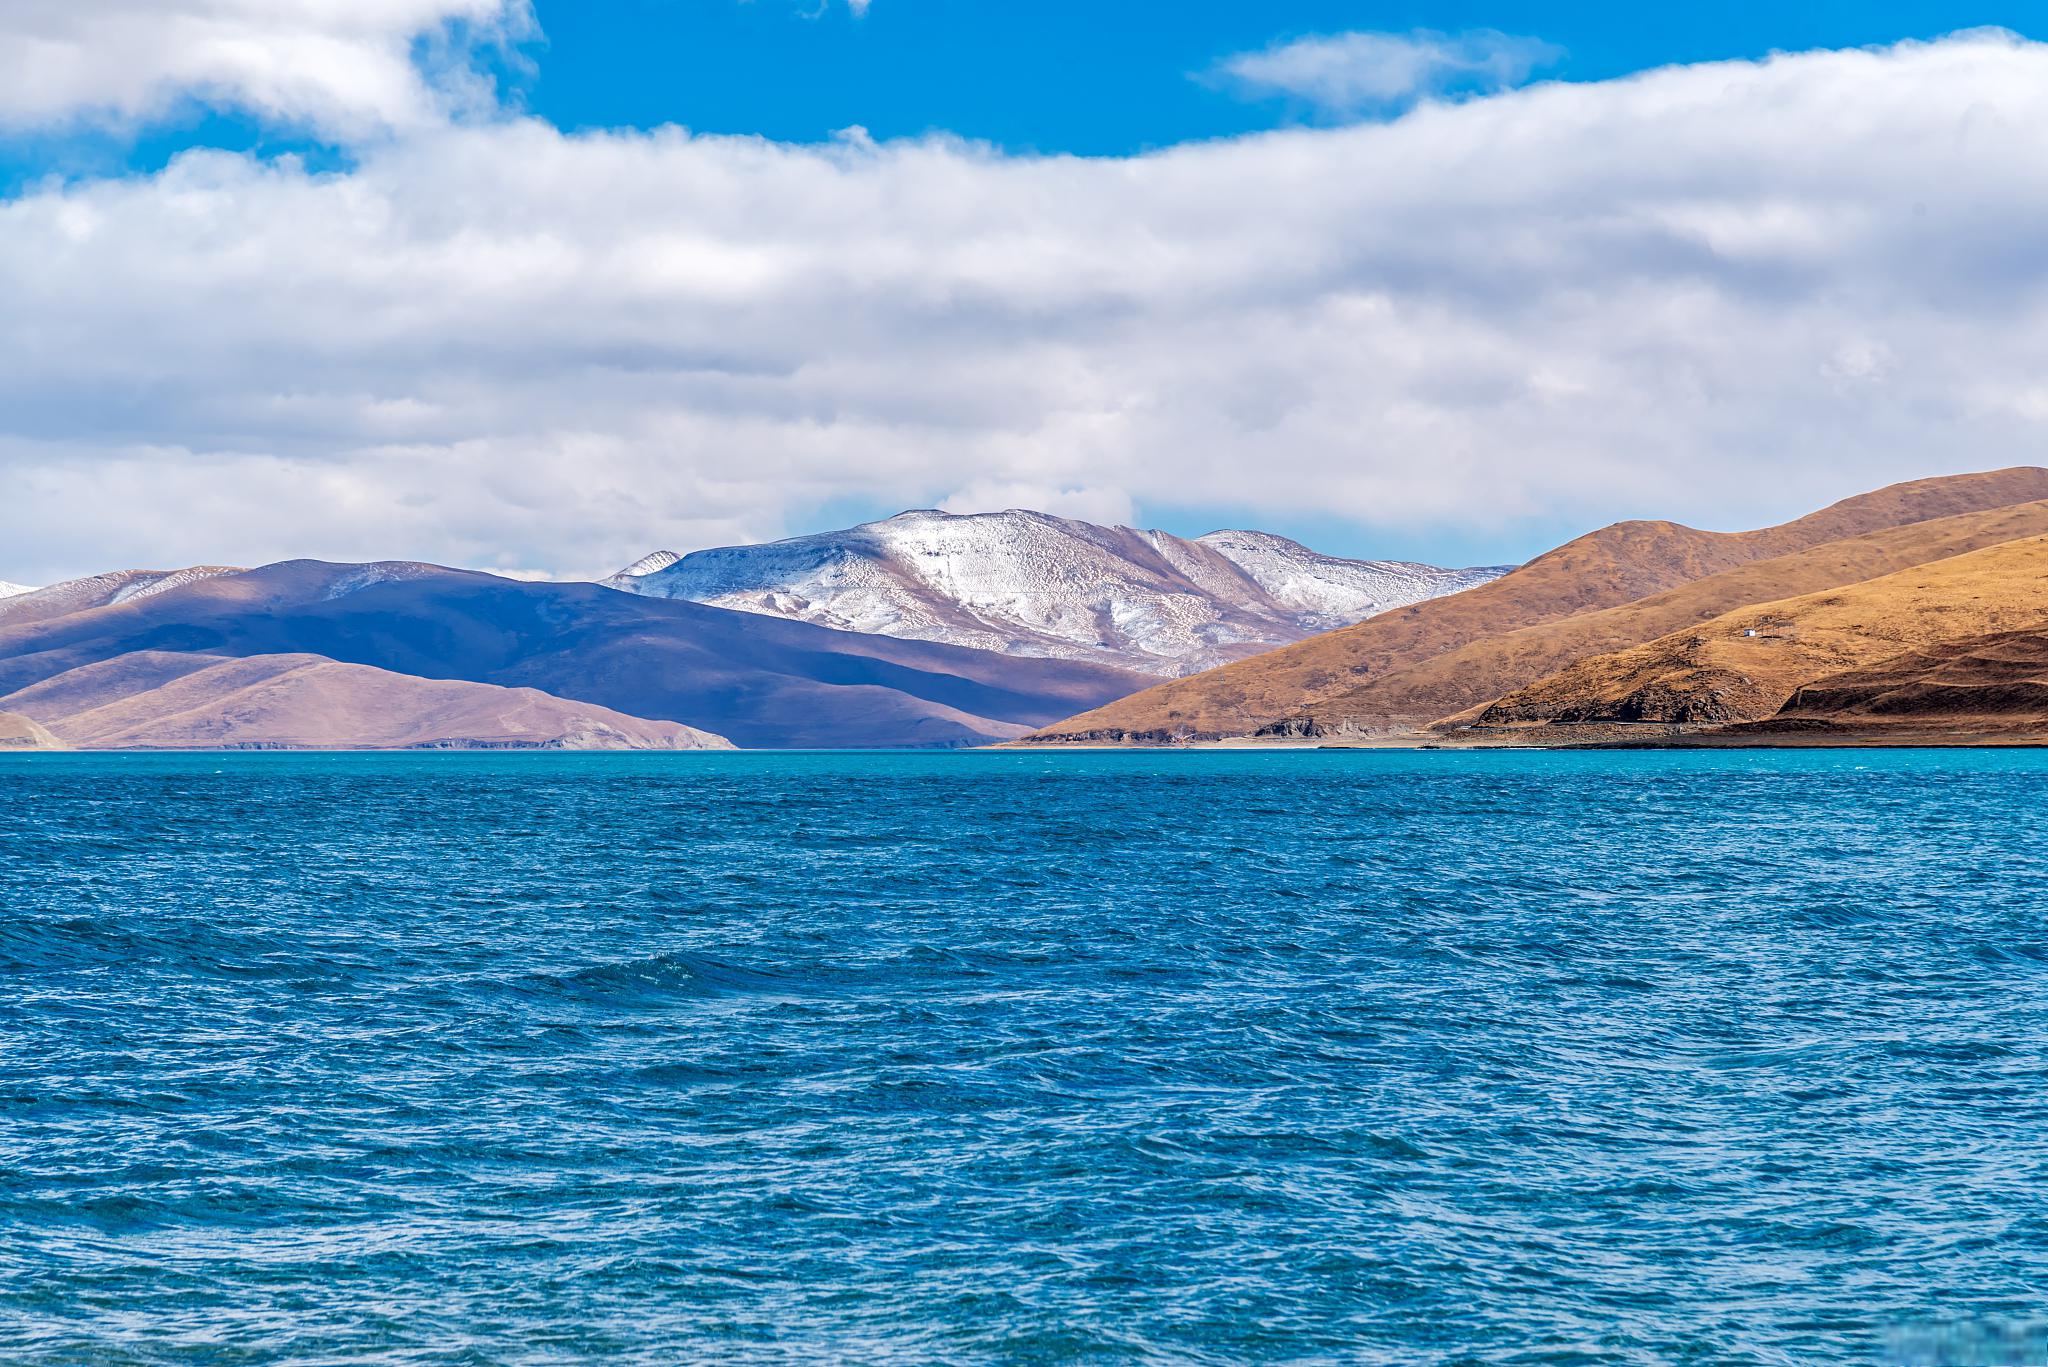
[0,0,530,137]
[1213,29,1562,113]
[5,33,2048,581]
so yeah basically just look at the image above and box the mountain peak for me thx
[608,508,1505,675]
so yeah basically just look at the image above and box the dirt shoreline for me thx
[1001,724,2048,751]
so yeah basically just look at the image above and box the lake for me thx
[5,749,2047,1363]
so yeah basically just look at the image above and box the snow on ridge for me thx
[613,550,681,580]
[611,508,1512,675]
[0,566,245,623]
[0,581,35,600]
[315,562,444,601]
[1195,529,1510,633]
[110,566,245,606]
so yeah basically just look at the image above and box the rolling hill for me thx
[1024,467,2048,743]
[0,709,64,749]
[1751,627,2048,741]
[1471,534,2048,729]
[1,651,733,750]
[0,560,1151,749]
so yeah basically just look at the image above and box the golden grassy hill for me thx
[1472,533,2048,729]
[1316,498,2048,734]
[1026,467,2048,742]
[1748,627,2048,741]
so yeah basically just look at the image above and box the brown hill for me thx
[0,651,735,750]
[1472,534,2048,729]
[0,709,65,750]
[1741,628,2048,741]
[1339,498,2048,734]
[1026,467,2048,742]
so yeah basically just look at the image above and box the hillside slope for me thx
[0,651,733,750]
[610,509,1505,675]
[0,567,242,626]
[0,709,64,749]
[1312,498,2048,734]
[0,561,1151,749]
[1750,628,2048,741]
[1026,467,2048,742]
[1473,534,2048,728]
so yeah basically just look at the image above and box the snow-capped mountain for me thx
[0,567,244,626]
[608,509,1510,675]
[0,581,34,601]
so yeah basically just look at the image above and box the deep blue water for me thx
[5,749,2048,1365]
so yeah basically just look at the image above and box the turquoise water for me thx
[4,749,2048,1364]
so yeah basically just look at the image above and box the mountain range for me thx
[607,509,1506,675]
[0,513,1492,751]
[15,473,2048,751]
[0,559,1158,750]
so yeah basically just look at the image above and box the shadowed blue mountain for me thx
[0,561,1152,748]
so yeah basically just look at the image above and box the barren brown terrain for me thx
[1304,498,2048,735]
[1027,467,2048,742]
[1727,627,2048,742]
[0,709,64,749]
[0,651,735,750]
[1470,534,2048,730]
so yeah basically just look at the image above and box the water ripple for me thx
[2,748,2047,1363]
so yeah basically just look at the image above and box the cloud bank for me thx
[4,31,2048,580]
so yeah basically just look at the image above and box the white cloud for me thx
[1214,29,1562,113]
[0,0,529,137]
[6,33,2048,581]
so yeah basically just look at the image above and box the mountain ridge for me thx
[1024,467,2048,742]
[1469,533,2048,731]
[609,508,1506,676]
[0,559,1151,749]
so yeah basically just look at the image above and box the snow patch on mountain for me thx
[0,581,34,600]
[0,567,244,624]
[313,562,445,601]
[609,509,1510,675]
[1193,530,1509,634]
[111,567,246,606]
[615,550,681,579]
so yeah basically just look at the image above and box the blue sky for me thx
[13,3,2044,188]
[520,1,2045,152]
[5,4,2048,579]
